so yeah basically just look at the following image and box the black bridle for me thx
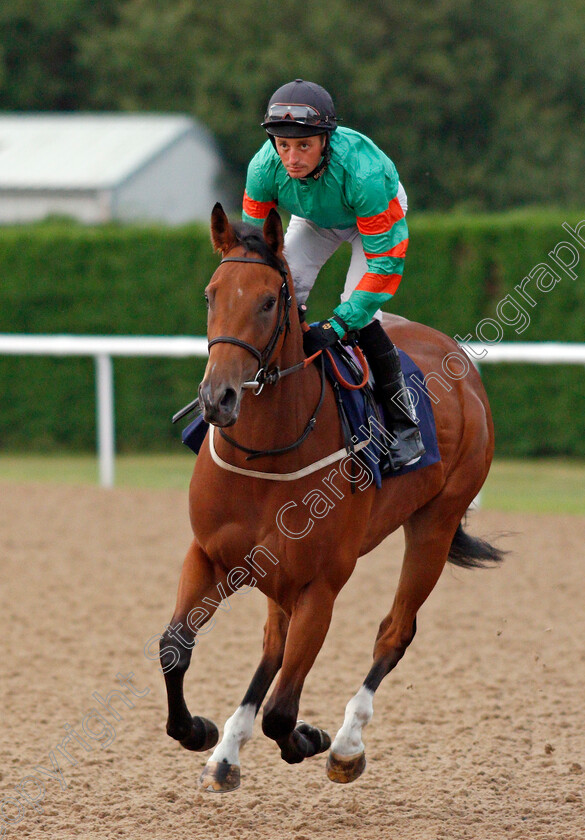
[207,256,292,385]
[171,253,308,426]
[206,254,327,461]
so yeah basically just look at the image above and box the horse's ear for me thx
[263,208,284,257]
[210,202,238,255]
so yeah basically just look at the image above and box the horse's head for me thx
[199,203,296,427]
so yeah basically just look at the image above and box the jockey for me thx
[243,79,425,470]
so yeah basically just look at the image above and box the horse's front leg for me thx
[160,539,226,752]
[200,598,289,792]
[262,578,335,764]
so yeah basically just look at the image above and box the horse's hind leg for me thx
[160,539,226,752]
[327,508,462,783]
[200,599,289,792]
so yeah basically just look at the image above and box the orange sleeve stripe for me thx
[364,238,409,260]
[357,196,405,236]
[243,191,277,219]
[356,272,403,295]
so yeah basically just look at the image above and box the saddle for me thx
[319,342,440,487]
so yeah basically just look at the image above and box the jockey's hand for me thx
[302,319,343,357]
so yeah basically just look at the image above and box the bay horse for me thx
[159,203,503,792]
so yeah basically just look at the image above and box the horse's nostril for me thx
[220,387,237,414]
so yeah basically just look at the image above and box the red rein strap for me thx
[302,346,370,390]
[300,319,370,389]
[325,344,369,390]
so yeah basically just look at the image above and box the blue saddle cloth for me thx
[320,345,441,487]
[181,346,440,488]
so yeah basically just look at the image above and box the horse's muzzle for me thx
[198,381,240,427]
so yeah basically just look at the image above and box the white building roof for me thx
[0,113,202,190]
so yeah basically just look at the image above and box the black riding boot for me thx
[358,320,426,470]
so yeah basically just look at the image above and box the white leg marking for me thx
[330,686,374,757]
[208,704,256,766]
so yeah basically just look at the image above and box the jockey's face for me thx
[274,134,326,179]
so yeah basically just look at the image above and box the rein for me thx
[325,345,369,390]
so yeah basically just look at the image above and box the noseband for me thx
[207,256,292,388]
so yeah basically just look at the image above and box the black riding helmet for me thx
[262,79,338,178]
[262,79,338,136]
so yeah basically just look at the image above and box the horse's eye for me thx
[204,294,210,309]
[262,297,277,312]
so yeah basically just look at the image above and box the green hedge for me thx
[0,210,584,456]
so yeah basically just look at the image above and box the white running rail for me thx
[0,335,583,487]
[0,335,207,487]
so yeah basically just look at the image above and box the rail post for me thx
[95,353,115,488]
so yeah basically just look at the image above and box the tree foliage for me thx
[1,0,584,210]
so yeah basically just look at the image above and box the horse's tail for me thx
[447,521,506,569]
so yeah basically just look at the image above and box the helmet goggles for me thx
[264,102,323,126]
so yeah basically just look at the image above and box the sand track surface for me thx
[1,482,584,839]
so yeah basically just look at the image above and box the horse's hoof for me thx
[179,717,219,752]
[199,760,241,793]
[326,750,367,783]
[296,720,332,755]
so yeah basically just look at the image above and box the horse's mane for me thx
[232,222,282,272]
